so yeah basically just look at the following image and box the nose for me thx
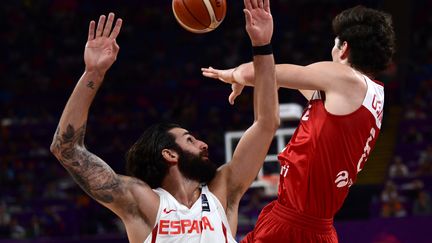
[199,140,208,150]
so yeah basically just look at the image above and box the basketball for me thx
[172,0,227,33]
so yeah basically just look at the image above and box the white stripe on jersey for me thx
[361,76,384,128]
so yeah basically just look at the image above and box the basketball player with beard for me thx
[50,0,278,242]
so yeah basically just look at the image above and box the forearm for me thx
[50,71,120,204]
[225,54,279,196]
[57,71,104,131]
[234,62,284,89]
[253,54,279,129]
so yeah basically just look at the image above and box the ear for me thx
[162,149,179,164]
[339,41,350,60]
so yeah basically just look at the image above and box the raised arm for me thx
[203,59,366,115]
[202,55,360,102]
[212,0,279,203]
[49,13,158,222]
[202,61,335,101]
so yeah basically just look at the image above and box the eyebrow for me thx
[182,131,191,137]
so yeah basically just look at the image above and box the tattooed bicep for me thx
[66,151,121,203]
[51,123,124,204]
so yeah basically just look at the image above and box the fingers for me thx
[245,0,266,10]
[243,9,253,26]
[251,0,258,8]
[264,0,270,12]
[92,13,122,39]
[243,0,252,11]
[102,13,115,37]
[88,20,96,41]
[109,18,123,39]
[201,67,221,80]
[202,71,217,79]
[95,15,106,37]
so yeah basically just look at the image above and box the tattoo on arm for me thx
[51,123,121,203]
[86,80,95,90]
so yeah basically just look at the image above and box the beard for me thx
[177,149,217,184]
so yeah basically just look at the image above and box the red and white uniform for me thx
[278,75,384,218]
[145,185,237,243]
[242,75,384,243]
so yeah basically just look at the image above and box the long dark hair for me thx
[125,123,181,188]
[332,5,396,76]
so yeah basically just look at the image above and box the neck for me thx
[351,66,375,80]
[340,60,376,80]
[161,167,202,208]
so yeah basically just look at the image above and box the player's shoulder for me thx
[206,166,232,208]
[308,62,355,77]
[117,175,159,202]
[307,61,346,69]
[116,175,160,225]
[308,62,357,81]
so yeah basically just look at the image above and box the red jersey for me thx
[277,75,384,219]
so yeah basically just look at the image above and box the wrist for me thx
[231,67,238,83]
[251,39,271,46]
[252,43,273,56]
[84,69,105,79]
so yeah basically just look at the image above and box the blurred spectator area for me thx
[1,0,432,242]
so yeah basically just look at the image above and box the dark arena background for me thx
[1,0,431,242]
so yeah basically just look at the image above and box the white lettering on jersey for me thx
[335,171,349,187]
[301,105,312,121]
[357,127,376,173]
[158,216,215,235]
[371,94,384,124]
[335,170,353,188]
[362,77,384,128]
[280,165,290,177]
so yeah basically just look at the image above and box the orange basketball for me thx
[172,0,227,33]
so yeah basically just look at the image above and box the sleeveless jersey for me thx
[277,75,384,219]
[144,185,237,243]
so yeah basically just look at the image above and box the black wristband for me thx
[252,43,273,56]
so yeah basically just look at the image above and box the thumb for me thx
[228,83,244,105]
[112,39,120,53]
[228,91,239,105]
[243,9,253,27]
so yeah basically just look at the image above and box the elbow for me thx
[50,138,81,161]
[50,140,60,158]
[271,117,281,132]
[50,142,67,161]
[257,115,280,133]
[274,117,281,131]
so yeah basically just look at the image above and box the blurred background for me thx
[0,0,431,242]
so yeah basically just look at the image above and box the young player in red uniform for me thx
[202,4,396,243]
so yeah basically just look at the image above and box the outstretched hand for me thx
[243,0,273,46]
[84,13,123,76]
[201,0,273,105]
[201,67,245,105]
